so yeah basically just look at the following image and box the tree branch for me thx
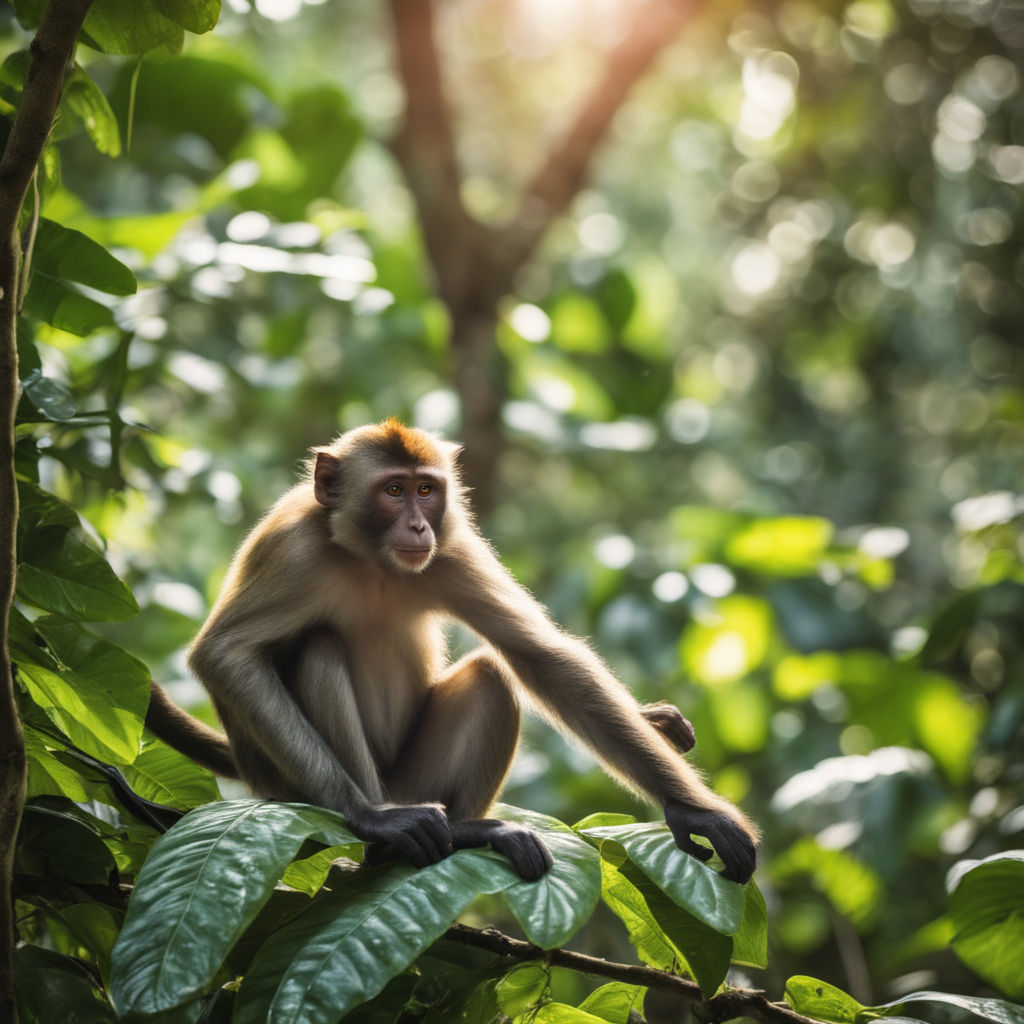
[496,0,699,278]
[444,923,818,1024]
[0,3,94,1021]
[385,0,488,310]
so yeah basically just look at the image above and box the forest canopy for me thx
[1,0,1022,1023]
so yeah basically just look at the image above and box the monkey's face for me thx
[369,471,447,573]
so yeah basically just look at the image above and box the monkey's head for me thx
[312,420,462,573]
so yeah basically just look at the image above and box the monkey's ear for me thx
[313,451,343,507]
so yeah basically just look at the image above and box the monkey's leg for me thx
[287,626,454,865]
[385,651,552,880]
[285,625,387,803]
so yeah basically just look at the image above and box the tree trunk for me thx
[385,0,700,516]
[0,3,94,1018]
[449,308,504,514]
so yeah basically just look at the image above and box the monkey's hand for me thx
[663,798,757,884]
[348,802,453,869]
[640,702,697,752]
[451,819,554,882]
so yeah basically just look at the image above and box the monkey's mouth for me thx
[394,548,433,569]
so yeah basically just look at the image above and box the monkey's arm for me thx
[439,539,757,883]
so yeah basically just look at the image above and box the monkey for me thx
[146,420,758,884]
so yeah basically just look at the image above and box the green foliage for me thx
[106,800,761,1022]
[3,0,1024,1020]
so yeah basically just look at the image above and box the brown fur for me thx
[151,421,758,881]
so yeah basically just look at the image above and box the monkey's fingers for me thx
[664,800,757,883]
[492,826,553,882]
[409,819,456,865]
[674,834,715,863]
[640,703,697,753]
[704,820,757,884]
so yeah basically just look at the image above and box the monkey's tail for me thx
[146,680,241,779]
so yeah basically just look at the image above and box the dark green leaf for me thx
[233,851,519,1024]
[731,878,769,969]
[110,801,359,1015]
[21,369,77,421]
[64,67,122,156]
[17,526,138,621]
[874,991,1024,1024]
[16,479,80,534]
[22,274,115,335]
[32,218,136,295]
[82,0,184,56]
[16,803,117,885]
[580,821,746,935]
[14,945,116,1024]
[153,0,221,34]
[496,803,602,948]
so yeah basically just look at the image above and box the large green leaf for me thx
[948,852,1024,999]
[81,0,184,56]
[877,991,1024,1024]
[24,726,96,804]
[580,821,746,935]
[233,850,520,1024]
[153,0,221,34]
[731,878,768,969]
[16,479,79,535]
[21,369,77,421]
[22,275,115,335]
[17,525,138,621]
[110,801,358,1015]
[599,856,681,972]
[17,616,148,764]
[495,804,602,949]
[32,218,136,295]
[617,859,731,997]
[122,739,222,811]
[64,68,122,156]
[16,803,117,886]
[14,944,117,1024]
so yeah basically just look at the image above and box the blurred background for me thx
[4,0,1023,1008]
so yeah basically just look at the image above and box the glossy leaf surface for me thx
[110,801,357,1015]
[233,850,519,1024]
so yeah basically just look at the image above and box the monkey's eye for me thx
[385,484,403,497]
[417,483,434,497]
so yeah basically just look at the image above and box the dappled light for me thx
[2,0,1023,1020]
